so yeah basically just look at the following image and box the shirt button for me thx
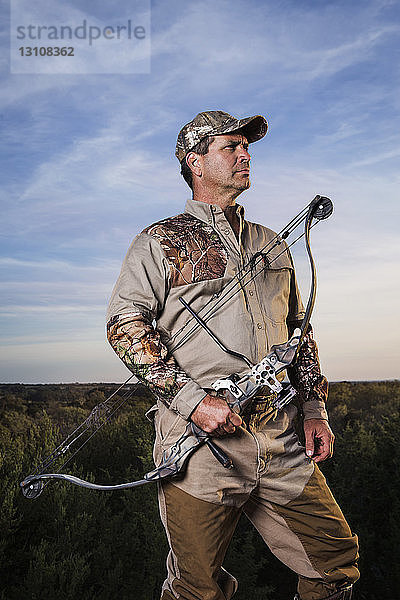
[257,323,263,329]
[248,290,254,296]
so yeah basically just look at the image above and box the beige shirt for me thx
[107,198,327,421]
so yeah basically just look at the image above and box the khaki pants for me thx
[155,404,359,600]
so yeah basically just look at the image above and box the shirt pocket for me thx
[259,267,293,325]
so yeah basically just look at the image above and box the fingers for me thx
[312,434,334,462]
[303,419,335,463]
[305,436,315,458]
[229,412,243,427]
[215,413,242,436]
[191,394,242,435]
[312,434,335,463]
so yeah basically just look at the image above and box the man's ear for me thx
[186,152,202,177]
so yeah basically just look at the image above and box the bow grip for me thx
[191,423,234,469]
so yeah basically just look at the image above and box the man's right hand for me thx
[191,394,242,436]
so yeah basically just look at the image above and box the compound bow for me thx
[20,195,333,499]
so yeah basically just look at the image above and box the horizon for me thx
[1,378,398,385]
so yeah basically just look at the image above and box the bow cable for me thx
[170,223,317,354]
[21,375,141,498]
[167,198,326,352]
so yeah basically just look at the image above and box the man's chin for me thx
[227,178,250,197]
[239,178,251,190]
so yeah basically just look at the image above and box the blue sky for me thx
[1,0,399,382]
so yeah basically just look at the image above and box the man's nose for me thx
[238,145,251,162]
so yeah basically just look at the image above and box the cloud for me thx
[0,256,119,271]
[150,0,400,90]
[348,147,400,168]
[301,26,399,81]
[1,130,180,243]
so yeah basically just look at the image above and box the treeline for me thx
[0,380,399,600]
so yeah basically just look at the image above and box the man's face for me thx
[198,133,251,197]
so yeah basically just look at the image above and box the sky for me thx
[0,0,399,383]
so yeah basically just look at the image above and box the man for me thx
[107,111,359,600]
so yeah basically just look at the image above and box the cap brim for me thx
[216,115,268,143]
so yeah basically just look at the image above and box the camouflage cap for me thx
[175,110,268,162]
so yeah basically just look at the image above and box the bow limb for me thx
[299,196,333,343]
[20,472,152,499]
[299,204,317,341]
[20,421,208,499]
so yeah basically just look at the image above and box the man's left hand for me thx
[303,419,335,463]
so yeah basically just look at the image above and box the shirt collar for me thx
[184,197,245,223]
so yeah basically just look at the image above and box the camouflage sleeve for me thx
[107,312,192,408]
[287,325,329,421]
[106,233,207,418]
